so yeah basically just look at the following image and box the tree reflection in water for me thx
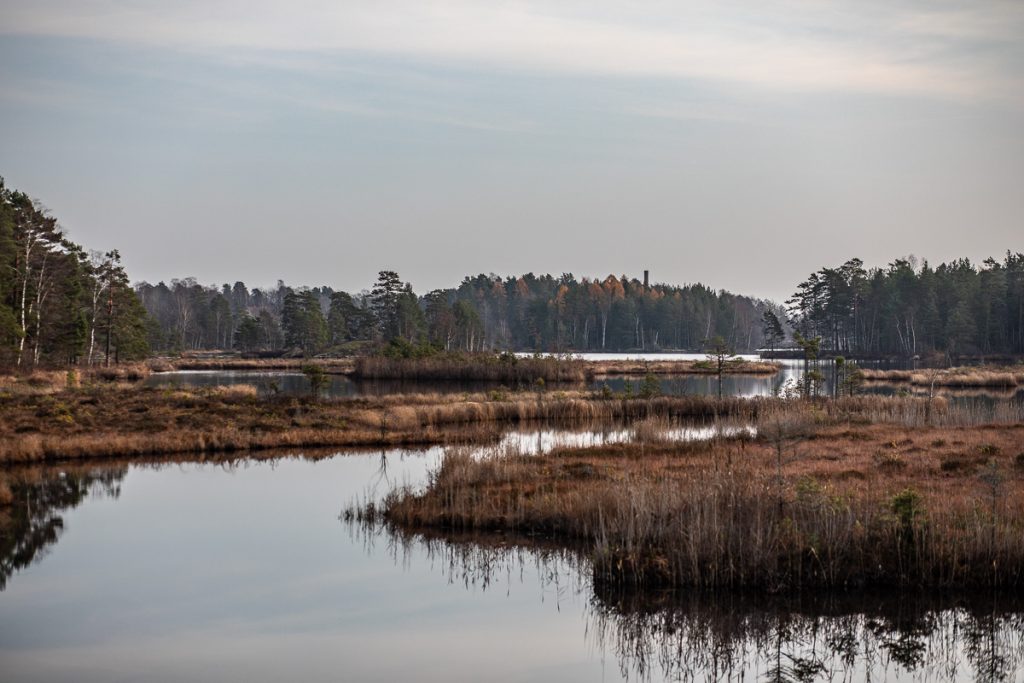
[355,520,1024,681]
[0,465,127,590]
[0,451,338,594]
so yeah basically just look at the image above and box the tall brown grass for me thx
[592,360,780,376]
[353,353,591,383]
[209,384,260,399]
[363,418,1024,591]
[0,362,159,395]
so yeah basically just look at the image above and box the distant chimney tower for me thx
[643,270,649,289]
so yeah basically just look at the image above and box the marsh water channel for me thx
[3,427,1024,681]
[142,354,819,399]
[143,354,1024,408]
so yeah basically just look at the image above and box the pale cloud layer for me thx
[4,0,1023,102]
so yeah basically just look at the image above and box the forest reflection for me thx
[0,465,127,591]
[358,523,1024,682]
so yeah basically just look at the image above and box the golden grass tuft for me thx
[209,384,259,399]
[630,416,672,444]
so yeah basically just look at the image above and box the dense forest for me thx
[787,255,1024,358]
[137,271,778,354]
[4,179,1021,364]
[0,179,150,367]
[143,254,1024,359]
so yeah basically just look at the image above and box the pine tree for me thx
[761,309,785,357]
[369,270,404,340]
[282,290,327,354]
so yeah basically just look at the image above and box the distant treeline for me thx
[138,255,1024,359]
[0,178,150,367]
[788,255,1024,358]
[5,179,1021,364]
[137,271,779,355]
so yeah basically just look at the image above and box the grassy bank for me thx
[361,408,1024,591]
[861,366,1024,388]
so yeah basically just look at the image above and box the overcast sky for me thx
[1,1,1022,302]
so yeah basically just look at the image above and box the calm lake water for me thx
[2,446,1023,682]
[143,356,1024,407]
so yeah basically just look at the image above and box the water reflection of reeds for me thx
[347,524,1024,682]
[590,588,1024,682]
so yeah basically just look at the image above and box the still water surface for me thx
[2,447,1022,681]
[144,357,1024,407]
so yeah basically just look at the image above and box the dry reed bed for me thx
[861,366,1024,387]
[869,385,1023,401]
[0,387,760,464]
[355,356,780,382]
[168,358,355,374]
[0,362,160,395]
[353,354,591,383]
[367,419,1024,591]
[0,390,458,463]
[591,360,780,376]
